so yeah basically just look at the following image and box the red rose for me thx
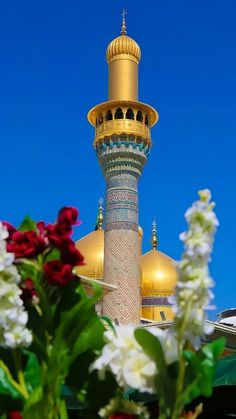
[47,222,72,247]
[60,239,84,267]
[57,207,79,226]
[8,412,22,419]
[21,278,37,303]
[7,231,45,258]
[2,221,16,239]
[43,260,74,286]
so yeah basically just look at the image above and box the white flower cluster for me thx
[0,223,32,348]
[173,189,219,349]
[92,325,177,394]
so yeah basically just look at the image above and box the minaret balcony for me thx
[94,118,151,146]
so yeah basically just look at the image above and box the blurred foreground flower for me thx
[92,325,177,394]
[0,223,32,348]
[173,189,219,349]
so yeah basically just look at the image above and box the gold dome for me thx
[75,229,104,280]
[141,249,177,297]
[106,35,141,65]
[75,199,104,279]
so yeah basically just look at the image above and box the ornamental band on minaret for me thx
[88,12,158,324]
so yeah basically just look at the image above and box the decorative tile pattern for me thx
[105,173,138,231]
[102,229,140,324]
[142,297,172,307]
[98,135,150,325]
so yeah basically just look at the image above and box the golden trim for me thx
[93,119,151,147]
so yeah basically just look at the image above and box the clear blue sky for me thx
[0,0,235,317]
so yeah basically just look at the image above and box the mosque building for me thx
[76,12,177,326]
[75,13,236,352]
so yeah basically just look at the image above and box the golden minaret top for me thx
[88,11,158,144]
[106,10,141,101]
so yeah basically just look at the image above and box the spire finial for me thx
[151,220,158,250]
[95,198,104,230]
[121,9,127,35]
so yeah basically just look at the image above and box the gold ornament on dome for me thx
[106,9,141,65]
[141,222,177,298]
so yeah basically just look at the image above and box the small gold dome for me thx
[141,249,177,297]
[106,35,141,64]
[75,229,104,280]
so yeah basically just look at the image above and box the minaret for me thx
[88,12,158,324]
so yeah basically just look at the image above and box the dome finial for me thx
[121,9,127,35]
[151,220,158,250]
[95,197,104,230]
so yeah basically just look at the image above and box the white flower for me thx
[173,189,218,348]
[0,224,32,348]
[122,351,156,393]
[0,223,9,241]
[92,325,158,394]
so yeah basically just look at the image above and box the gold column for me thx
[108,58,138,101]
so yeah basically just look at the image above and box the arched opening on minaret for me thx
[126,108,135,120]
[136,110,143,122]
[145,114,149,126]
[105,110,113,121]
[114,108,124,119]
[98,113,103,125]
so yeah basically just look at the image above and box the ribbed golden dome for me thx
[106,35,141,64]
[141,249,177,297]
[75,229,104,280]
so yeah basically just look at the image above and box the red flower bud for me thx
[57,207,79,226]
[21,278,37,303]
[37,221,46,236]
[60,238,84,267]
[7,231,45,258]
[43,260,74,286]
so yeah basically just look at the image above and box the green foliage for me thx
[18,216,37,232]
[23,351,42,392]
[21,280,106,418]
[180,338,226,405]
[0,362,23,400]
[135,329,225,418]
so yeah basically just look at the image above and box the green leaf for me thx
[0,363,23,400]
[179,340,225,407]
[43,248,61,263]
[70,314,105,359]
[59,399,68,419]
[19,216,37,232]
[134,328,167,373]
[18,260,39,282]
[23,351,42,392]
[201,337,225,361]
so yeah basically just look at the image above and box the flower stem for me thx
[170,300,193,419]
[0,360,27,399]
[12,349,29,399]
